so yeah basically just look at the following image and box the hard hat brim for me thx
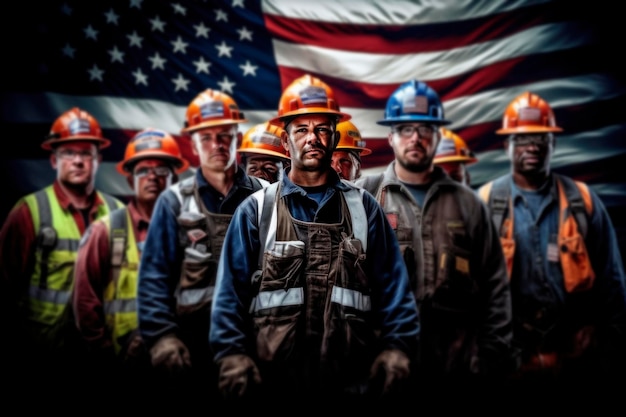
[42,136,111,151]
[180,118,247,135]
[269,108,351,127]
[335,145,372,156]
[376,116,452,126]
[116,153,190,175]
[238,148,290,161]
[496,126,563,135]
[433,155,478,165]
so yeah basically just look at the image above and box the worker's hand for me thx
[369,349,411,397]
[217,354,262,400]
[149,334,191,374]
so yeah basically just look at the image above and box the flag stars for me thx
[130,0,143,9]
[237,26,253,41]
[232,0,245,7]
[215,41,233,58]
[62,43,76,58]
[88,65,104,82]
[172,3,187,15]
[149,52,167,70]
[193,56,212,74]
[194,22,210,38]
[171,36,189,53]
[215,9,228,22]
[150,16,166,32]
[127,31,144,48]
[132,68,148,86]
[239,60,257,76]
[172,74,190,92]
[217,76,235,94]
[104,9,119,25]
[84,25,98,40]
[108,46,125,63]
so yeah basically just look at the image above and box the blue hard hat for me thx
[377,80,451,126]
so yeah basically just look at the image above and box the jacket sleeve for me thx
[73,219,112,350]
[210,197,259,362]
[585,189,626,357]
[137,191,183,349]
[361,192,420,358]
[471,194,514,371]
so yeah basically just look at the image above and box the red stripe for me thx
[265,2,571,53]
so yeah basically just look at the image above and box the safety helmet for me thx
[238,122,289,160]
[433,127,477,165]
[42,107,111,151]
[269,74,351,127]
[116,128,190,175]
[335,121,372,156]
[377,80,451,126]
[181,89,246,134]
[496,91,563,135]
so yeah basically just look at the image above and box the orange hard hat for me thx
[269,74,351,127]
[335,120,371,156]
[496,91,563,135]
[239,122,289,160]
[116,128,190,175]
[434,128,477,165]
[42,107,110,151]
[181,89,246,134]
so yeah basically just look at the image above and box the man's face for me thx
[131,159,172,205]
[438,161,470,186]
[52,142,99,190]
[282,115,336,173]
[331,150,360,181]
[507,133,554,177]
[245,154,284,183]
[389,123,439,173]
[191,124,238,172]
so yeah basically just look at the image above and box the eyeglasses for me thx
[393,124,436,140]
[511,134,553,147]
[56,149,96,161]
[133,166,172,178]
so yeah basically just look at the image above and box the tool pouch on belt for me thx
[176,211,216,316]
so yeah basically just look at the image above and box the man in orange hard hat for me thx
[0,107,124,394]
[332,120,372,182]
[73,128,189,390]
[478,91,626,396]
[433,127,477,186]
[210,74,419,405]
[239,121,290,183]
[137,90,268,404]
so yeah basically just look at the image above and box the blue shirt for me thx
[508,174,626,332]
[209,169,420,362]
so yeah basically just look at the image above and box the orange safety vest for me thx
[478,174,595,293]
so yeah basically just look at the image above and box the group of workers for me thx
[1,73,624,410]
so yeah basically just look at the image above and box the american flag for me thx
[1,0,625,255]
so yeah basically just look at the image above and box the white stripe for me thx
[2,73,621,141]
[262,0,550,25]
[271,21,593,84]
[331,286,371,311]
[251,287,304,312]
[177,286,214,306]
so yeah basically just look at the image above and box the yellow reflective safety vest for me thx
[102,208,141,355]
[478,174,594,293]
[22,185,123,348]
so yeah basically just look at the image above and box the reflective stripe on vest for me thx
[102,208,140,354]
[249,287,304,313]
[330,285,371,311]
